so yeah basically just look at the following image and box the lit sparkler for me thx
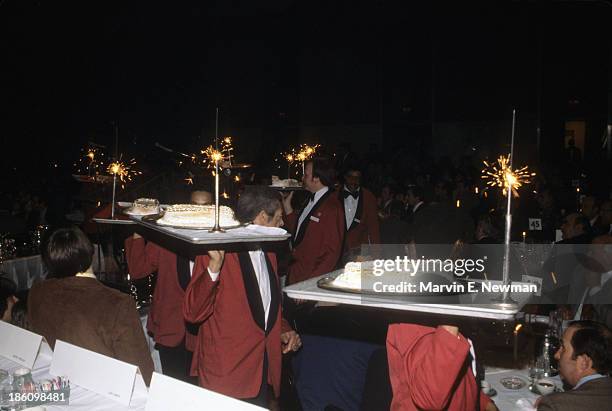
[107,156,141,189]
[481,155,535,197]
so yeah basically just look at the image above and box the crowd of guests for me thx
[1,153,611,410]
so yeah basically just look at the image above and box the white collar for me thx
[413,201,424,213]
[75,267,96,279]
[310,186,329,203]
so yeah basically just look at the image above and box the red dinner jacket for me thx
[387,324,493,411]
[124,237,197,350]
[284,188,345,285]
[338,187,380,251]
[184,252,292,399]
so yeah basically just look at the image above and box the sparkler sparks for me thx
[107,156,141,189]
[481,155,535,197]
[278,143,321,177]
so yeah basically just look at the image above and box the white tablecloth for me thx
[0,255,46,290]
[0,351,147,410]
[484,367,563,411]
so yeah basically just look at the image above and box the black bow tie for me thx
[343,190,359,200]
[307,192,316,203]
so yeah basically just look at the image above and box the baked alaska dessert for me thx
[157,204,239,228]
[271,175,300,188]
[126,198,160,215]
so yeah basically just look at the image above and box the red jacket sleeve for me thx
[183,255,219,324]
[283,211,298,236]
[124,236,160,280]
[406,326,471,410]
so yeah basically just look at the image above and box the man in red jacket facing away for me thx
[387,323,498,411]
[282,157,345,285]
[339,166,380,254]
[183,186,301,408]
[124,190,211,382]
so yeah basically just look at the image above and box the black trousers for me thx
[157,340,194,384]
[244,351,269,409]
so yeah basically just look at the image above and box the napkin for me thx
[516,398,536,411]
[244,225,288,236]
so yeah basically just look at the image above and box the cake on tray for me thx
[271,175,300,188]
[125,198,160,216]
[157,204,239,228]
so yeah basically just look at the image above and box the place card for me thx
[0,321,44,369]
[146,372,266,411]
[50,340,145,407]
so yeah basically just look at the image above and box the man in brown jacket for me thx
[28,226,154,385]
[537,320,612,411]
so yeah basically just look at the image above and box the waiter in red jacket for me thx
[282,157,345,285]
[387,323,498,411]
[183,186,301,407]
[124,190,211,382]
[339,166,380,254]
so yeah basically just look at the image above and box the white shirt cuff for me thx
[207,267,220,281]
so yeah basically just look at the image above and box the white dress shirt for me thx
[296,186,329,237]
[412,201,424,213]
[208,250,272,329]
[343,185,359,228]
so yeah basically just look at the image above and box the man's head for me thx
[381,185,393,202]
[600,200,612,226]
[343,168,362,193]
[190,190,212,205]
[303,157,336,193]
[235,186,283,228]
[42,226,94,278]
[561,213,591,240]
[555,320,612,387]
[581,196,600,221]
[406,186,424,207]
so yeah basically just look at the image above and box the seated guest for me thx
[387,323,497,411]
[28,226,154,385]
[558,212,592,244]
[0,276,18,323]
[124,189,212,383]
[183,186,301,407]
[537,320,612,411]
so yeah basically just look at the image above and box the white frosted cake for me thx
[333,261,377,289]
[126,198,160,215]
[271,175,300,188]
[157,204,239,228]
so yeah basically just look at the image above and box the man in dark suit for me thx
[183,186,300,407]
[282,157,345,285]
[537,320,612,411]
[339,166,380,255]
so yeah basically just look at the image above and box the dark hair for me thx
[0,276,17,319]
[573,213,592,235]
[42,226,94,278]
[10,299,30,330]
[235,186,281,224]
[407,186,425,201]
[569,320,612,375]
[308,157,336,187]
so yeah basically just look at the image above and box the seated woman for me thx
[27,226,154,385]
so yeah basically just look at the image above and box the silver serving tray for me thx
[268,185,305,191]
[317,275,469,297]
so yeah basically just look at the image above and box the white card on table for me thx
[146,372,266,411]
[0,320,44,369]
[50,340,138,407]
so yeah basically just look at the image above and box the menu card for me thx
[0,321,44,369]
[146,372,266,411]
[50,340,146,406]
